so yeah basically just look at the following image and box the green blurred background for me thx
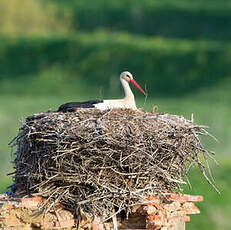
[0,0,230,229]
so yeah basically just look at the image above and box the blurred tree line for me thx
[63,0,231,41]
[0,0,230,97]
[0,0,71,35]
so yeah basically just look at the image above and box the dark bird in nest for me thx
[57,71,146,112]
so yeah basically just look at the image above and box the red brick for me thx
[168,215,190,223]
[21,196,42,203]
[132,204,141,213]
[169,194,203,202]
[185,206,200,214]
[146,195,155,201]
[7,204,14,211]
[20,196,42,209]
[184,216,191,222]
[5,215,22,227]
[55,219,75,228]
[92,218,104,230]
[144,205,157,215]
[146,222,161,230]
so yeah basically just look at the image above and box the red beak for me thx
[130,79,146,96]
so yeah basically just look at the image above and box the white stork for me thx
[57,71,146,112]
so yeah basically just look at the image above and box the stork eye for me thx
[126,74,131,79]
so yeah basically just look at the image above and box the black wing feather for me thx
[57,100,103,112]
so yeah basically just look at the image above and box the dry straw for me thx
[10,109,217,219]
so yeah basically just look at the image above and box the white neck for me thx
[95,77,137,110]
[120,78,134,99]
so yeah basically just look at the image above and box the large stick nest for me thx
[10,109,215,218]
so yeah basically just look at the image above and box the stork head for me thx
[120,71,146,96]
[120,71,134,82]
